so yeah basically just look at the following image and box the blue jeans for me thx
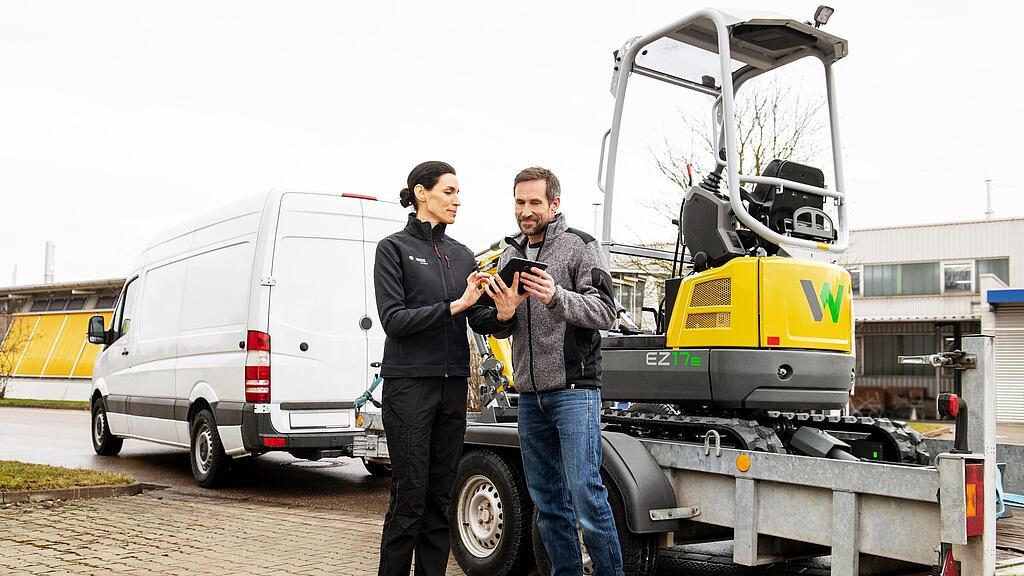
[518,388,624,576]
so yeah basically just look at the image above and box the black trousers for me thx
[378,376,468,576]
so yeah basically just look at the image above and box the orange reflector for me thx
[736,454,751,473]
[965,484,977,517]
[356,414,364,427]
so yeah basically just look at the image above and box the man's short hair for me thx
[513,166,560,203]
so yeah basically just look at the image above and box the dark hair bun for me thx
[399,187,414,208]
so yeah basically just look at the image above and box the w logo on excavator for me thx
[800,280,844,323]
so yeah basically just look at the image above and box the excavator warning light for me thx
[814,5,834,28]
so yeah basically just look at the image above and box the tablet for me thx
[500,258,548,294]
[476,257,548,307]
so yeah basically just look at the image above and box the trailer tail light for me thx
[965,462,984,537]
[245,330,271,403]
[342,193,377,201]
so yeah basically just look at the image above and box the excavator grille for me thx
[686,312,731,329]
[690,278,731,307]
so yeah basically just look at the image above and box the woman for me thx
[373,161,515,576]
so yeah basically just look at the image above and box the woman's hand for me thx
[451,271,491,315]
[487,272,528,322]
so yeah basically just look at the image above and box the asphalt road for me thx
[0,407,392,515]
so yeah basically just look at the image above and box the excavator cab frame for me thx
[598,8,850,263]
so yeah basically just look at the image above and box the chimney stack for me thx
[44,241,55,284]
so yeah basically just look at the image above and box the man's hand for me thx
[487,272,528,322]
[520,267,557,306]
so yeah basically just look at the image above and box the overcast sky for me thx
[2,1,1021,285]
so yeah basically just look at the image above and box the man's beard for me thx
[519,215,550,237]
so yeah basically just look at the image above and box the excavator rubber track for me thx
[601,408,930,465]
[760,411,932,465]
[600,408,787,454]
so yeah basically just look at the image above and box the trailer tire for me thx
[362,458,392,477]
[91,397,123,456]
[532,471,658,576]
[450,449,533,576]
[190,409,228,488]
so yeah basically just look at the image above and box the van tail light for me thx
[342,193,377,201]
[245,330,271,403]
[965,462,984,537]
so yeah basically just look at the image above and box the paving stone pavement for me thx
[0,491,467,575]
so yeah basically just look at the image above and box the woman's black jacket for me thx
[373,215,512,378]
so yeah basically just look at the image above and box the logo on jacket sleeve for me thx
[800,280,844,323]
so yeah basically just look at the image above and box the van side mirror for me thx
[87,315,108,345]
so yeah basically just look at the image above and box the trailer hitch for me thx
[898,350,976,453]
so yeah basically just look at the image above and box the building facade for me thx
[0,279,124,400]
[840,217,1024,421]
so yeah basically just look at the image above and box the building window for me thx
[977,258,1009,287]
[95,295,117,309]
[66,297,87,311]
[47,298,68,311]
[847,267,861,296]
[942,262,973,293]
[30,299,49,312]
[863,262,939,296]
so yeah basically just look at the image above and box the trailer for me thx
[354,336,997,575]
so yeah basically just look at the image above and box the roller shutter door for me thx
[995,306,1024,422]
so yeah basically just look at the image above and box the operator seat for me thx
[742,160,836,254]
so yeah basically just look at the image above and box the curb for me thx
[0,482,143,504]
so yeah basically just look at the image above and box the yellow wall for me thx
[3,311,113,378]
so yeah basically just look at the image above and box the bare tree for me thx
[622,80,827,278]
[0,306,31,399]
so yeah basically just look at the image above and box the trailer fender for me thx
[600,431,682,534]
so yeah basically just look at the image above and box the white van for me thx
[87,189,408,486]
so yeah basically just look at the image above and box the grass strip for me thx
[0,398,89,410]
[0,460,133,491]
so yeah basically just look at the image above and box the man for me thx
[484,166,623,575]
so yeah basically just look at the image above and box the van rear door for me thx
[268,193,368,417]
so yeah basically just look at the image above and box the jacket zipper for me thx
[433,240,450,377]
[528,240,543,392]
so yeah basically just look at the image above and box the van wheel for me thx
[91,397,123,456]
[532,472,658,576]
[450,449,533,576]
[362,458,392,477]
[190,409,228,488]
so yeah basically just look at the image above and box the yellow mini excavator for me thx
[479,8,928,464]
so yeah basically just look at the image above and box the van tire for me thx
[190,409,228,488]
[450,449,533,576]
[531,471,658,576]
[362,458,392,477]
[91,397,123,456]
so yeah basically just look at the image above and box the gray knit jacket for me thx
[494,213,617,393]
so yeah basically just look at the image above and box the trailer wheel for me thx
[450,449,533,576]
[91,397,123,456]
[190,409,228,488]
[532,472,658,576]
[362,458,392,477]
